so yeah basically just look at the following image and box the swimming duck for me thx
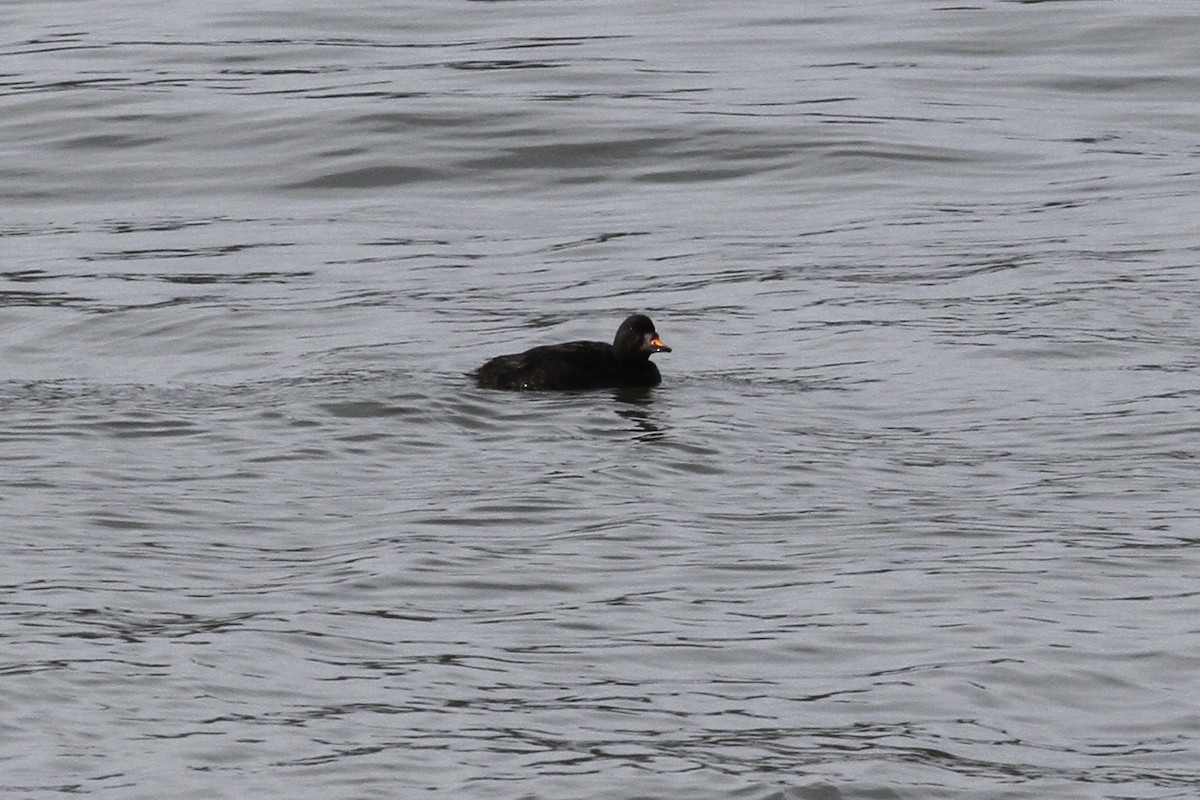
[474,314,671,390]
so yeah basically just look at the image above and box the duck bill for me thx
[649,336,672,353]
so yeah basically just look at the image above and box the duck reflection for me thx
[612,386,666,440]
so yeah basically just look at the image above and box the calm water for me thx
[3,2,1199,798]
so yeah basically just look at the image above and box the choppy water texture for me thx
[3,2,1199,798]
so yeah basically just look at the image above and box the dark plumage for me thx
[474,314,672,391]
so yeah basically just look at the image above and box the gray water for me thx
[3,2,1199,798]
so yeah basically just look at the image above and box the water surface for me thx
[3,2,1199,798]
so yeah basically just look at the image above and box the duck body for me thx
[474,314,671,391]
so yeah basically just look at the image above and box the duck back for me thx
[474,340,662,391]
